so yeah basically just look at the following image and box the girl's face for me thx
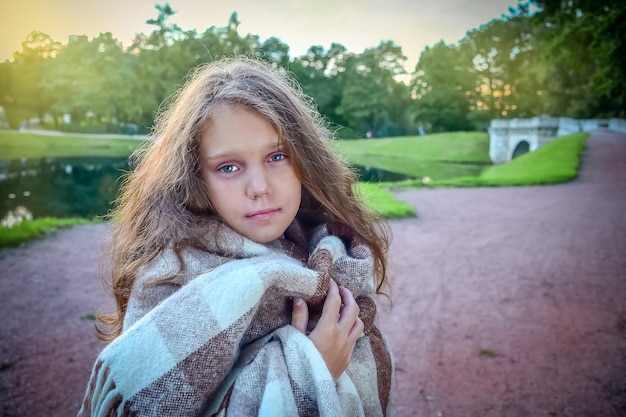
[199,104,302,243]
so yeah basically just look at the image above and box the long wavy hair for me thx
[97,56,390,342]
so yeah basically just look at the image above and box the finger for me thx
[291,297,309,333]
[317,280,341,327]
[348,317,365,343]
[337,286,360,330]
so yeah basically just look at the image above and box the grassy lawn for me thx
[356,182,416,219]
[479,133,588,185]
[337,131,491,163]
[398,133,589,188]
[0,217,101,248]
[336,131,491,180]
[0,130,146,159]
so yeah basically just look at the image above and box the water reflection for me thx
[0,156,129,220]
[353,165,416,182]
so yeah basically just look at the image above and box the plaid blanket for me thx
[78,221,393,416]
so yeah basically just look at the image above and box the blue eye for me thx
[219,165,238,173]
[269,153,286,162]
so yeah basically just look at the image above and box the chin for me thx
[251,236,279,244]
[248,231,283,244]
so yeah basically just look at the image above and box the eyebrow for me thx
[205,142,285,162]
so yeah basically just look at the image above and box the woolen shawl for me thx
[78,220,393,416]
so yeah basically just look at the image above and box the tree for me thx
[258,37,291,68]
[129,4,207,126]
[337,41,412,136]
[0,61,15,127]
[290,43,349,127]
[144,2,183,48]
[411,41,474,132]
[9,31,62,127]
[43,33,134,128]
[460,10,542,126]
[531,0,626,117]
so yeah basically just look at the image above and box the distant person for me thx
[78,57,393,416]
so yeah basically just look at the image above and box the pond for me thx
[353,165,416,182]
[0,156,130,222]
[0,157,416,222]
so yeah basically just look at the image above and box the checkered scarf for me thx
[78,221,392,417]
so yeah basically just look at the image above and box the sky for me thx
[0,0,520,72]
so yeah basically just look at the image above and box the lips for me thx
[246,208,281,220]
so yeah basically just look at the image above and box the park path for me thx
[380,130,626,416]
[0,131,625,416]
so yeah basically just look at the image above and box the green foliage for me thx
[335,41,414,136]
[0,130,145,159]
[1,1,622,141]
[3,32,62,128]
[356,182,416,219]
[290,44,347,126]
[411,41,475,132]
[410,1,624,125]
[2,8,421,138]
[460,14,537,120]
[0,217,100,248]
[332,124,362,140]
[532,0,626,117]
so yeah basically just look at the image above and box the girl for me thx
[79,56,392,417]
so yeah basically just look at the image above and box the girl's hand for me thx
[291,279,364,380]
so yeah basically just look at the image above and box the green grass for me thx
[398,133,589,188]
[356,182,416,219]
[479,133,588,185]
[336,131,491,164]
[0,130,146,159]
[478,347,498,358]
[0,217,101,248]
[80,312,97,321]
[338,131,588,188]
[340,132,588,218]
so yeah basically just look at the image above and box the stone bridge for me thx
[488,116,626,163]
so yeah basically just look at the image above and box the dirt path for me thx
[380,131,626,417]
[1,131,625,417]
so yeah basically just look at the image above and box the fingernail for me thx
[294,297,303,307]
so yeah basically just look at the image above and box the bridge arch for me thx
[511,140,530,159]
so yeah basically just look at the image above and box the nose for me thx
[246,167,270,198]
